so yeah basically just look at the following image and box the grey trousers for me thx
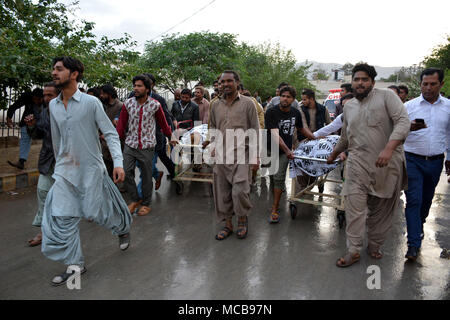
[123,145,155,206]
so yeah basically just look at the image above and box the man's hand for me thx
[327,150,339,164]
[251,158,260,172]
[202,141,210,149]
[169,140,178,147]
[6,117,13,128]
[112,119,118,127]
[410,120,427,132]
[338,152,347,162]
[286,150,294,160]
[24,114,36,127]
[113,167,125,184]
[376,147,394,168]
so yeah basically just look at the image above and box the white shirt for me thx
[314,114,343,138]
[403,94,450,158]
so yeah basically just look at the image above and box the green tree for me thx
[422,36,450,95]
[0,0,140,109]
[141,32,239,93]
[236,42,313,100]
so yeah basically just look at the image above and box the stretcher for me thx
[171,127,213,196]
[288,156,346,228]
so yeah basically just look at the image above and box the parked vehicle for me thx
[323,89,342,120]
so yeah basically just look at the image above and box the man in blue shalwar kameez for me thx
[42,57,132,286]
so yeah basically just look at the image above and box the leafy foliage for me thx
[235,42,313,100]
[0,0,140,109]
[141,32,239,93]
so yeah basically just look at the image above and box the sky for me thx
[62,0,450,67]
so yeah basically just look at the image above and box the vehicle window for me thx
[324,100,337,113]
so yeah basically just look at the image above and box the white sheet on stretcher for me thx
[180,124,208,152]
[289,135,340,178]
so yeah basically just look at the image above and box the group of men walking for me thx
[7,56,449,285]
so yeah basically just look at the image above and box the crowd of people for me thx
[5,56,449,285]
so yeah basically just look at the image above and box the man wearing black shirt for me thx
[265,86,316,223]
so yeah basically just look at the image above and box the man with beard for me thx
[327,63,410,268]
[209,70,259,240]
[99,84,123,177]
[42,57,132,286]
[265,86,316,223]
[24,82,60,247]
[116,75,174,216]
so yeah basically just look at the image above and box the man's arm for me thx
[49,103,61,159]
[116,104,128,141]
[155,105,172,138]
[375,90,411,167]
[314,114,343,138]
[327,115,349,164]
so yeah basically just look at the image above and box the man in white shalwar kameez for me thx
[42,57,132,286]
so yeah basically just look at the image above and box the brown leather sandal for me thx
[367,244,383,259]
[137,206,151,216]
[336,252,360,268]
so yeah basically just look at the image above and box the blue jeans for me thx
[404,153,444,248]
[152,154,159,180]
[19,126,32,160]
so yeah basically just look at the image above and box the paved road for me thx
[0,167,449,300]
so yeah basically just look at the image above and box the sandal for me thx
[336,252,360,268]
[367,244,383,259]
[28,233,42,247]
[119,233,131,251]
[215,227,233,241]
[236,216,248,239]
[269,211,280,224]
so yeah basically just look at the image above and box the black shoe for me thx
[119,233,130,251]
[7,160,24,170]
[405,246,419,261]
[51,265,87,286]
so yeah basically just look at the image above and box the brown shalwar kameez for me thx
[333,88,410,253]
[210,94,259,221]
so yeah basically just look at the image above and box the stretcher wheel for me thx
[337,210,346,229]
[290,204,297,220]
[175,181,184,195]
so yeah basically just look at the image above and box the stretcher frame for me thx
[288,156,346,227]
[171,142,213,195]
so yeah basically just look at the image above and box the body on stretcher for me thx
[289,155,347,228]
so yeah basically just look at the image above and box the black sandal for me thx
[215,227,233,241]
[236,216,248,239]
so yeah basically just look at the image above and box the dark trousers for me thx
[404,153,444,248]
[124,145,155,206]
[156,137,176,177]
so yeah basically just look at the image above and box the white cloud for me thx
[62,0,450,67]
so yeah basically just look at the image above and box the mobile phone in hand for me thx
[415,118,425,124]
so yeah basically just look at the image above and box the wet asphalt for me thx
[0,165,449,300]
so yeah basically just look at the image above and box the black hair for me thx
[398,85,409,94]
[100,84,118,99]
[280,85,297,99]
[340,83,352,92]
[87,87,101,98]
[52,56,84,82]
[301,88,315,100]
[181,88,192,96]
[222,70,240,82]
[388,85,400,94]
[340,93,354,103]
[277,82,289,89]
[352,63,377,81]
[44,82,61,95]
[143,73,156,85]
[213,80,219,85]
[237,84,245,91]
[133,74,152,91]
[420,68,444,83]
[31,88,43,97]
